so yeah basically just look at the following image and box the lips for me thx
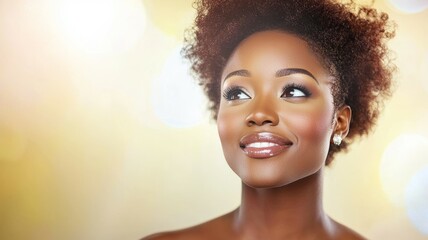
[239,132,293,159]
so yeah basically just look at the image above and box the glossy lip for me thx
[239,132,293,159]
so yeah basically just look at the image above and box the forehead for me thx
[222,30,329,79]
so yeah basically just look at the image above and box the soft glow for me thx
[1,1,428,239]
[387,0,428,13]
[0,122,27,162]
[405,166,428,235]
[421,53,428,94]
[380,134,428,206]
[56,0,146,54]
[151,48,207,128]
[143,0,195,40]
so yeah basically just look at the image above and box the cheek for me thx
[217,104,241,148]
[217,104,244,172]
[285,102,334,145]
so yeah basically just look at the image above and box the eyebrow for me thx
[223,69,251,82]
[223,68,319,84]
[275,68,319,85]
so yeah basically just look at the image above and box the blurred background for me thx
[0,0,427,239]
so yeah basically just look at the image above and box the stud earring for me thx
[333,134,342,146]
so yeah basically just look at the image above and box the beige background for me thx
[1,0,428,239]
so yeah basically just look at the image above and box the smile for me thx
[247,142,279,148]
[240,132,293,159]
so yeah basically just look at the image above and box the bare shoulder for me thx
[140,230,191,240]
[331,219,367,240]
[140,211,235,240]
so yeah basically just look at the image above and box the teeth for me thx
[247,142,278,148]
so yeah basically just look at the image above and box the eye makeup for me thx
[281,82,312,98]
[222,86,251,101]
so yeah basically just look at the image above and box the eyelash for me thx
[222,83,312,101]
[281,83,312,98]
[222,86,250,101]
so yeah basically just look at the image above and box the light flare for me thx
[151,48,207,128]
[55,0,146,54]
[405,166,428,236]
[380,134,428,206]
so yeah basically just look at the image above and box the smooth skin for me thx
[143,31,364,240]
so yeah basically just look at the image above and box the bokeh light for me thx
[405,166,428,236]
[387,0,428,13]
[380,134,428,206]
[1,1,428,239]
[55,0,146,54]
[151,48,207,128]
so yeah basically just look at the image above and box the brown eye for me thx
[281,83,311,98]
[223,87,251,101]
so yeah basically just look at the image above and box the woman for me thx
[143,0,395,239]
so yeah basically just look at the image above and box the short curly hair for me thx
[182,0,395,164]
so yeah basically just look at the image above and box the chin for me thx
[240,167,323,189]
[240,174,297,189]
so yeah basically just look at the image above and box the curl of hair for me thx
[182,0,396,164]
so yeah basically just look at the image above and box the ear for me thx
[333,105,352,140]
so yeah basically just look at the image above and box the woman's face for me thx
[217,30,338,188]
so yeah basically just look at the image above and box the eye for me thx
[223,86,251,101]
[281,83,312,98]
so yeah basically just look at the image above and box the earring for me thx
[333,134,342,146]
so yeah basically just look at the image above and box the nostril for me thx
[262,120,273,125]
[246,110,279,127]
[247,120,256,126]
[247,119,274,127]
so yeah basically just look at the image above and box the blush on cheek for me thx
[217,110,239,153]
[288,110,333,144]
[217,110,232,139]
[217,105,244,134]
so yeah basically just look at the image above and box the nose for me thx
[245,97,279,127]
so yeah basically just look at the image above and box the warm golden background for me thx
[0,0,428,239]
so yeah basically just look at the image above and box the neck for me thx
[233,169,331,239]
